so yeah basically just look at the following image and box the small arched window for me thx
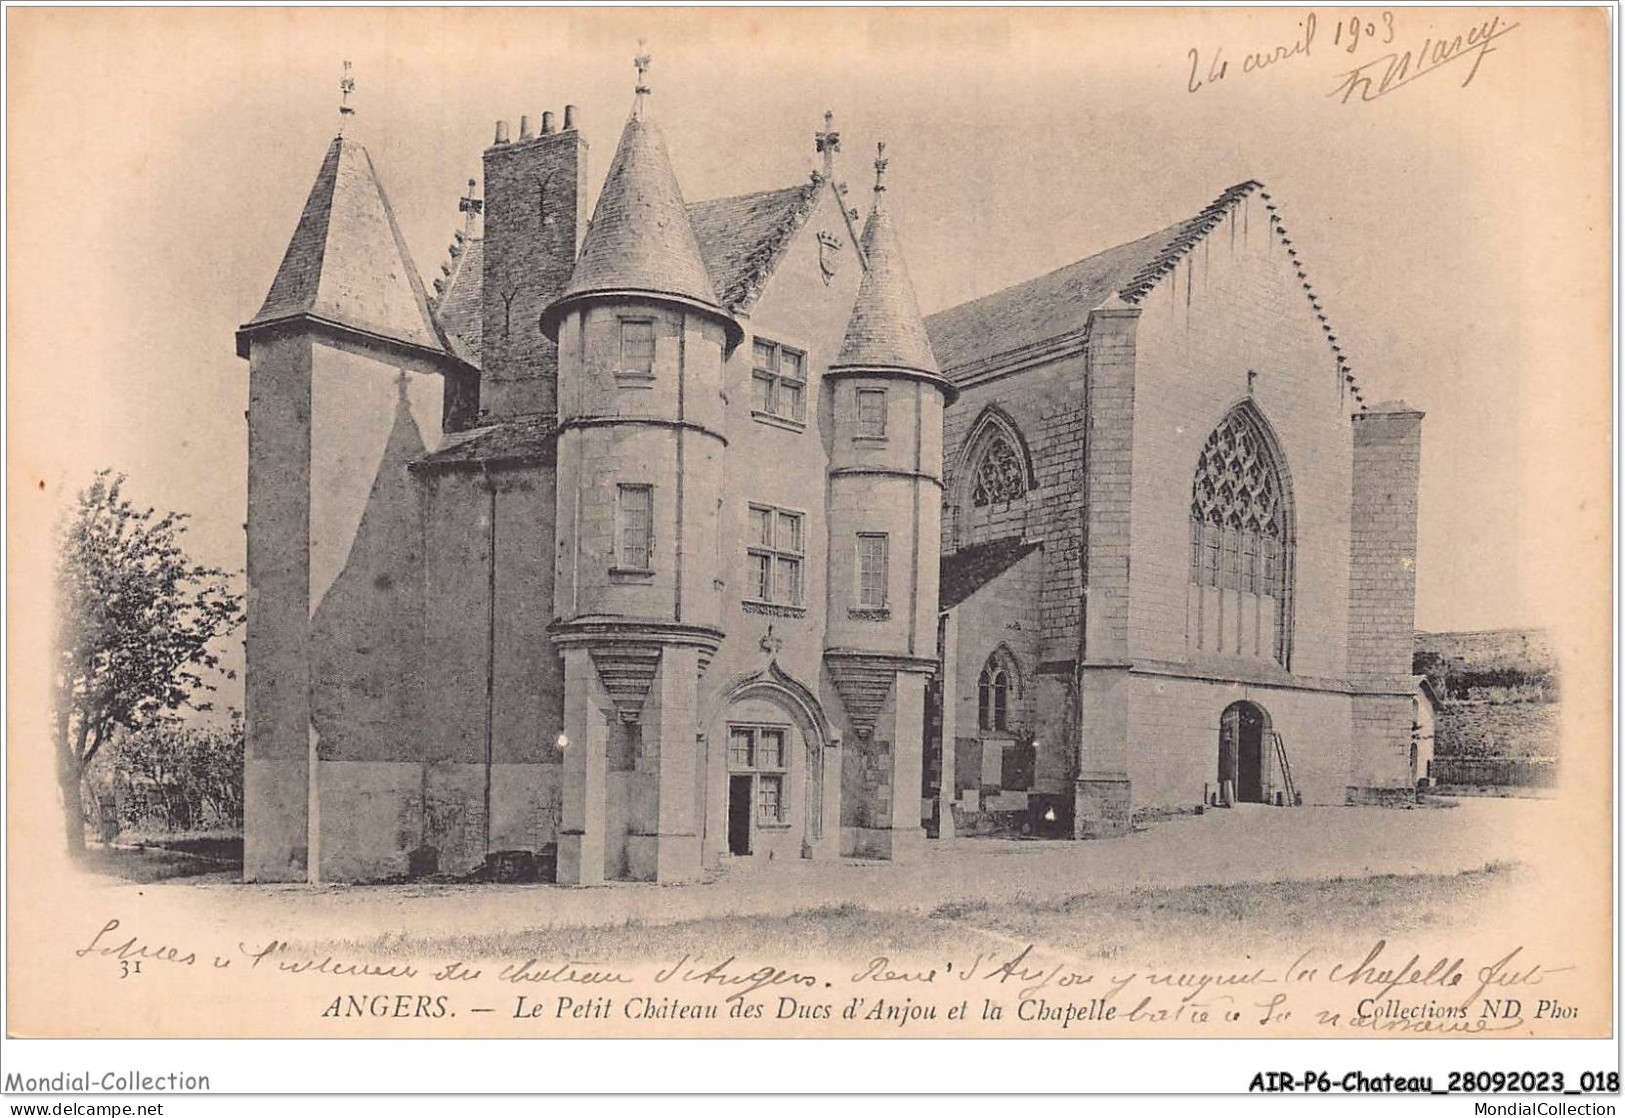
[1189,403,1294,665]
[952,408,1035,550]
[977,648,1018,732]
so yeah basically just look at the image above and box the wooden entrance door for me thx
[1218,706,1239,802]
[727,774,753,855]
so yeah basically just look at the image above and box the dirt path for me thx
[72,797,1547,946]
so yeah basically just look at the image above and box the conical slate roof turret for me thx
[541,59,737,344]
[237,134,451,363]
[829,144,952,400]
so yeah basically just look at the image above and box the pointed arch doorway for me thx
[1218,701,1270,804]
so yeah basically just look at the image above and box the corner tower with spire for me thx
[236,66,469,883]
[822,143,956,862]
[541,53,737,885]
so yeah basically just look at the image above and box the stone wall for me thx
[417,462,564,878]
[940,352,1088,665]
[702,177,861,728]
[1435,700,1561,760]
[1125,674,1351,808]
[1349,408,1424,683]
[244,336,451,883]
[551,301,728,631]
[244,332,313,882]
[948,548,1044,740]
[1430,755,1559,788]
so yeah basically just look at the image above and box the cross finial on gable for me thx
[459,177,483,235]
[873,141,889,195]
[814,109,842,180]
[337,60,356,134]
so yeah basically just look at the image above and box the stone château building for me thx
[237,64,1423,883]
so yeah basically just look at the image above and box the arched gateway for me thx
[704,663,836,862]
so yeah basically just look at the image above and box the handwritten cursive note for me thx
[1184,10,1515,104]
[65,915,1590,1038]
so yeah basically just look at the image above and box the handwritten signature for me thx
[1329,14,1518,103]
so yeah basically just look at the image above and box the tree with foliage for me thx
[88,712,246,836]
[52,471,244,853]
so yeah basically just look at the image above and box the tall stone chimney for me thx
[481,108,589,418]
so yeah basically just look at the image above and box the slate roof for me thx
[239,135,450,360]
[542,114,732,339]
[436,182,822,369]
[410,413,556,471]
[689,180,824,310]
[924,219,1188,377]
[923,180,1364,404]
[928,181,1279,369]
[832,195,945,381]
[431,233,483,367]
[939,536,1043,611]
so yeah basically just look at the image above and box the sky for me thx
[7,7,1612,709]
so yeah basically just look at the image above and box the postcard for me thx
[4,5,1614,1088]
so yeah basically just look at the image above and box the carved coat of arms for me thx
[816,231,843,285]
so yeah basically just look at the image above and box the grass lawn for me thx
[78,833,242,883]
[309,861,1523,967]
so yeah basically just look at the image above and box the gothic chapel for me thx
[237,62,1423,883]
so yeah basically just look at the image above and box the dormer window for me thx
[751,338,807,427]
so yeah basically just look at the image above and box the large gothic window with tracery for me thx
[971,436,1026,506]
[1188,405,1294,665]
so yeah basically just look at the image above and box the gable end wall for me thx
[1127,194,1354,680]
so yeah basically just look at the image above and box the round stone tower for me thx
[539,61,739,884]
[822,145,957,861]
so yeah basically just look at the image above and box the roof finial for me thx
[338,60,356,135]
[872,141,889,206]
[632,41,652,120]
[459,177,483,236]
[815,110,841,180]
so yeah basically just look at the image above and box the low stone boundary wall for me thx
[1430,756,1558,788]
